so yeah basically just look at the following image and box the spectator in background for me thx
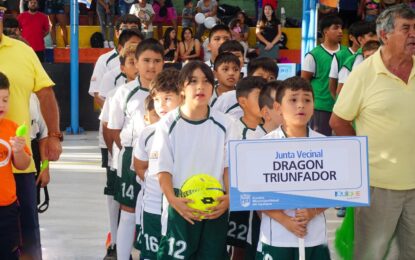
[130,0,154,39]
[382,0,404,9]
[18,0,50,62]
[256,4,281,62]
[44,0,68,47]
[97,0,115,48]
[153,0,177,39]
[339,0,359,28]
[231,11,250,59]
[195,0,218,40]
[160,26,179,63]
[359,0,381,22]
[5,0,19,16]
[319,2,338,21]
[179,27,201,62]
[118,0,134,16]
[182,0,194,29]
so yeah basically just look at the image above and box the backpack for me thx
[90,32,104,48]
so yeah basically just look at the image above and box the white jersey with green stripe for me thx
[212,90,243,121]
[134,123,162,215]
[229,117,267,141]
[259,126,327,247]
[99,66,127,99]
[107,78,149,147]
[151,107,231,190]
[89,48,119,96]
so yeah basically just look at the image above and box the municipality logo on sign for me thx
[240,194,251,208]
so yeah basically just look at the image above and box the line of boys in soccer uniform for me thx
[91,13,383,259]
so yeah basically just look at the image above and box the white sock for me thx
[116,210,135,260]
[107,195,120,246]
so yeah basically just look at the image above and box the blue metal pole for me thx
[70,0,79,134]
[301,0,318,63]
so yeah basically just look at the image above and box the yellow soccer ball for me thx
[180,174,224,212]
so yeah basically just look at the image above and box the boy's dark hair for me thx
[144,95,155,112]
[150,68,181,97]
[3,17,19,29]
[218,40,244,56]
[181,27,193,42]
[3,17,19,36]
[208,24,231,41]
[247,57,278,78]
[236,76,266,99]
[178,61,215,92]
[118,29,144,47]
[115,14,141,31]
[214,52,241,71]
[348,21,376,45]
[259,80,283,109]
[319,15,343,33]
[276,76,314,103]
[135,38,164,59]
[0,72,10,90]
[184,0,192,5]
[119,43,138,65]
[362,40,381,53]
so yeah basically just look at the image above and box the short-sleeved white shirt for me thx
[212,90,243,120]
[107,78,149,147]
[30,94,48,140]
[338,54,364,84]
[329,47,354,79]
[99,87,122,168]
[134,123,162,215]
[151,107,231,234]
[130,3,154,33]
[229,117,267,141]
[89,49,120,96]
[259,126,327,248]
[301,44,340,75]
[99,67,127,99]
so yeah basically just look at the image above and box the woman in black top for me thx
[179,27,201,62]
[159,27,179,63]
[256,4,282,62]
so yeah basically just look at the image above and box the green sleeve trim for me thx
[225,103,240,114]
[168,113,181,134]
[106,52,118,66]
[144,131,155,147]
[209,116,226,134]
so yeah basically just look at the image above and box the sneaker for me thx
[109,41,115,48]
[103,244,117,260]
[337,207,346,218]
[103,40,109,48]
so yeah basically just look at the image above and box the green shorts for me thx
[134,224,142,251]
[245,212,261,259]
[114,147,141,208]
[104,168,117,196]
[227,211,250,247]
[138,211,162,259]
[157,206,229,260]
[101,148,109,168]
[256,243,331,260]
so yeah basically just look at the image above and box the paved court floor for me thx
[39,132,343,259]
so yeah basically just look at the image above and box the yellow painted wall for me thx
[56,26,349,50]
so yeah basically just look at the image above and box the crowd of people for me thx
[1,1,415,260]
